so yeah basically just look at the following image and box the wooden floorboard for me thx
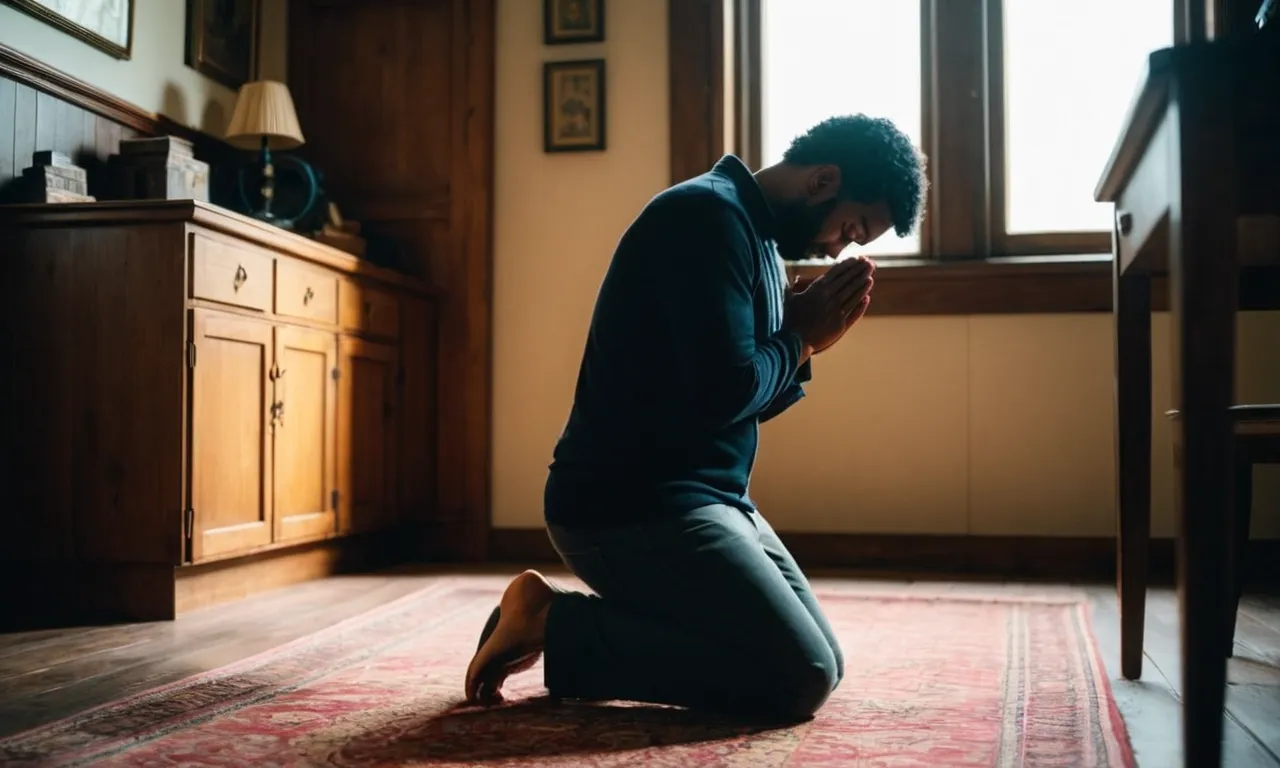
[1087,586,1280,767]
[0,574,434,738]
[0,567,1276,766]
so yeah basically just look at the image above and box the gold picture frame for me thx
[2,0,134,59]
[185,0,260,91]
[543,59,606,153]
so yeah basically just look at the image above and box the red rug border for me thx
[1075,600,1139,767]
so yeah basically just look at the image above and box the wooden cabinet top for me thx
[0,199,437,297]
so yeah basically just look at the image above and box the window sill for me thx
[787,256,1280,316]
[785,255,1114,315]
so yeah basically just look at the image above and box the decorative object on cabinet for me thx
[225,80,312,227]
[314,203,366,257]
[21,150,95,203]
[543,0,603,45]
[108,136,211,201]
[2,0,133,59]
[543,59,606,153]
[0,199,439,626]
[185,0,259,90]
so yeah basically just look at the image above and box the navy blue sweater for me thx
[544,155,812,526]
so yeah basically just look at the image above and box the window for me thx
[760,0,923,257]
[735,0,1178,260]
[1000,0,1175,236]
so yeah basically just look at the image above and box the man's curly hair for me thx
[782,114,929,238]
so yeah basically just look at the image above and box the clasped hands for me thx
[783,256,876,356]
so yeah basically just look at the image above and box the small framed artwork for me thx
[544,59,606,153]
[185,0,260,91]
[543,0,604,45]
[2,0,134,59]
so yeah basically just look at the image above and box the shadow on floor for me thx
[328,696,786,763]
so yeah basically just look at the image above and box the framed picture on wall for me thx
[185,0,260,91]
[543,0,604,45]
[2,0,134,59]
[543,58,606,153]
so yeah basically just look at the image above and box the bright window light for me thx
[1003,0,1174,234]
[760,0,923,257]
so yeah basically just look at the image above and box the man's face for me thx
[771,165,894,261]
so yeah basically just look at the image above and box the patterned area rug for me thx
[0,578,1134,767]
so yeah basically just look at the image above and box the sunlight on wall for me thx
[490,0,670,528]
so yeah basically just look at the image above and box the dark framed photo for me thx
[185,0,260,91]
[543,0,604,45]
[543,59,606,153]
[2,0,134,59]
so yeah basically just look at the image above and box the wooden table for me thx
[1094,36,1280,767]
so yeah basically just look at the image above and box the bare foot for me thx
[464,570,556,704]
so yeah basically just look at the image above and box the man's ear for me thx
[806,165,842,205]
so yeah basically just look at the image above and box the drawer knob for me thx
[1116,210,1133,236]
[304,286,315,305]
[233,264,248,292]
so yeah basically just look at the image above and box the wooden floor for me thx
[0,566,1277,766]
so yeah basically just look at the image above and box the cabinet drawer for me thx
[276,259,338,324]
[339,281,400,339]
[190,234,274,312]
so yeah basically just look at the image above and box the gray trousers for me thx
[542,504,844,722]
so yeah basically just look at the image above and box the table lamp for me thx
[225,80,305,223]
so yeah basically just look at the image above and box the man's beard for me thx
[772,198,838,262]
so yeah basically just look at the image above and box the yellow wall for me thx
[0,0,288,135]
[494,0,1280,538]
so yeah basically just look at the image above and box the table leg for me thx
[1169,74,1238,768]
[1226,459,1253,658]
[1113,223,1152,682]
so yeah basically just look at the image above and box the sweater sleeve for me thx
[758,359,812,424]
[654,197,806,429]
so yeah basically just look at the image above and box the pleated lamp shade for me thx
[225,81,305,151]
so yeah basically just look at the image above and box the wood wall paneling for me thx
[0,44,239,208]
[668,0,726,184]
[288,0,495,561]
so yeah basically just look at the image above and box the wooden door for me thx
[189,309,274,561]
[337,337,399,534]
[273,325,338,544]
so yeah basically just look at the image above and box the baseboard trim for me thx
[174,531,402,614]
[0,530,411,630]
[488,527,1280,585]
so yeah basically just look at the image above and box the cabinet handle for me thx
[1116,210,1133,236]
[363,300,375,320]
[303,286,315,305]
[270,400,285,427]
[269,363,286,381]
[233,265,248,292]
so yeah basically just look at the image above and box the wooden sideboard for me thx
[0,200,439,625]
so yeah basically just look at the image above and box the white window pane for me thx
[761,0,922,257]
[1004,1,1173,234]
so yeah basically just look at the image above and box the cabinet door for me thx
[337,337,399,534]
[189,309,274,561]
[274,326,338,544]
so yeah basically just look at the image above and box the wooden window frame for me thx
[669,0,1248,314]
